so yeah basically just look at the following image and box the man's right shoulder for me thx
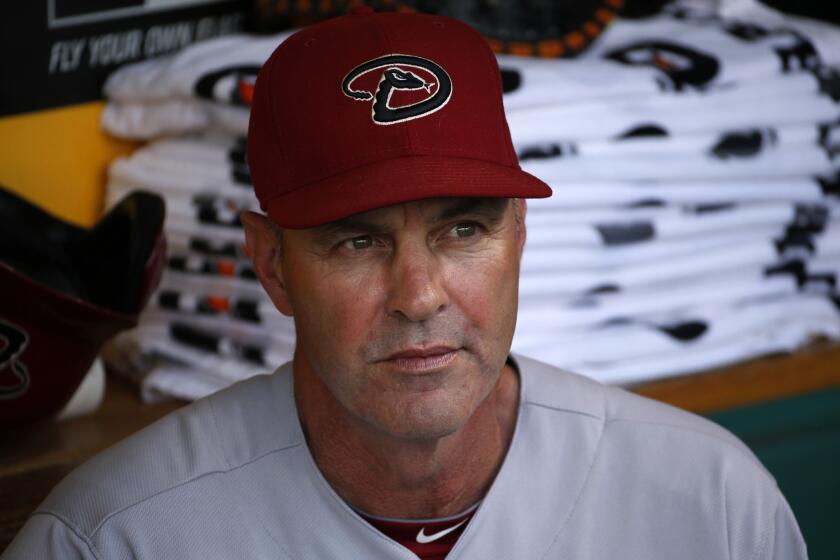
[33,365,300,538]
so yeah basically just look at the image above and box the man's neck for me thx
[293,361,520,519]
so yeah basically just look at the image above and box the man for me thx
[4,6,806,559]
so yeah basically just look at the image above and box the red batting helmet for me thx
[0,187,166,425]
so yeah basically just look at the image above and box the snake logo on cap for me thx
[342,55,452,125]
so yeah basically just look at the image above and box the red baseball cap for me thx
[248,6,552,229]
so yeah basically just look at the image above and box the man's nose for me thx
[385,245,449,322]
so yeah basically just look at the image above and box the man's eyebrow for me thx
[433,198,509,224]
[313,216,385,242]
[312,198,510,242]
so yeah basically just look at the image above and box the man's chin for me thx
[369,393,475,442]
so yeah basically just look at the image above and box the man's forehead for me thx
[311,197,511,234]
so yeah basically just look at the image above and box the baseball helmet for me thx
[0,187,166,426]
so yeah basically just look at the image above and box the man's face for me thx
[259,197,525,441]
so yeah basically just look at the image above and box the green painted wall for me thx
[706,388,840,560]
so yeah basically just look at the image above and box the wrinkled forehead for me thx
[310,197,512,234]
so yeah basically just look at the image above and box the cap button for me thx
[348,4,374,15]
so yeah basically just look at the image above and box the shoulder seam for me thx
[606,417,768,472]
[207,393,233,470]
[749,492,780,560]
[87,442,303,537]
[539,401,607,560]
[30,511,103,560]
[522,399,604,420]
[723,471,732,560]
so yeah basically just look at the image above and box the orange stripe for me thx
[595,8,614,24]
[217,261,236,277]
[565,31,586,50]
[584,21,601,38]
[207,296,230,312]
[508,42,535,57]
[537,40,565,58]
[238,81,255,106]
[486,38,504,54]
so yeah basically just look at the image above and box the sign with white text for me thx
[0,0,249,117]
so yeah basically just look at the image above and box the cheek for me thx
[287,260,385,360]
[443,248,520,343]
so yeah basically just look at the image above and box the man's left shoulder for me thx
[512,355,806,559]
[515,353,768,476]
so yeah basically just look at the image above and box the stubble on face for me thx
[283,197,522,442]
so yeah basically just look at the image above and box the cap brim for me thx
[263,155,552,228]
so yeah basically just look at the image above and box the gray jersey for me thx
[3,355,806,559]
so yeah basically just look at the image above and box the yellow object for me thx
[0,102,140,227]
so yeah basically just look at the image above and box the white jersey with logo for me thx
[3,355,806,559]
[522,176,831,208]
[513,294,840,383]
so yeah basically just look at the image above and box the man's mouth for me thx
[382,346,459,373]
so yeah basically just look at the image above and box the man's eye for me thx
[450,223,477,238]
[342,236,374,250]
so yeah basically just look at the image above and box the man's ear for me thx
[515,198,527,254]
[241,211,294,317]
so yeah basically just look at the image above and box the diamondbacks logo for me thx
[709,128,777,159]
[724,23,819,73]
[194,64,261,107]
[0,319,30,399]
[342,55,452,125]
[604,41,720,91]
